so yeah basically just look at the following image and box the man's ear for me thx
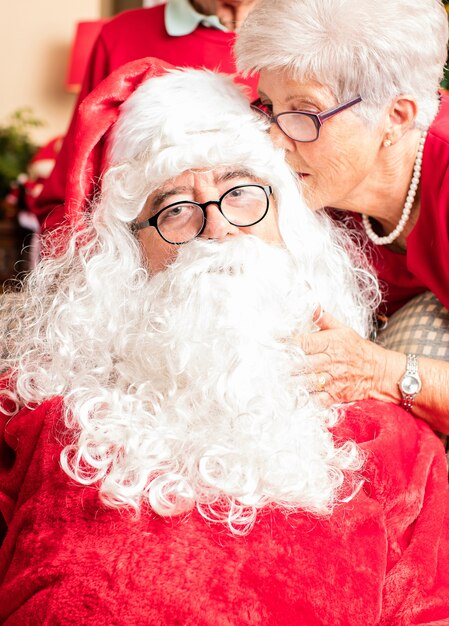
[383,96,418,145]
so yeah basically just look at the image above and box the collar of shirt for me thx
[165,0,229,36]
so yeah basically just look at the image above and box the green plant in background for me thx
[442,0,449,90]
[0,108,42,200]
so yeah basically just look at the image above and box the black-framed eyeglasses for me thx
[251,95,362,143]
[134,184,272,245]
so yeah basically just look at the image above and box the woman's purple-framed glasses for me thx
[251,96,362,143]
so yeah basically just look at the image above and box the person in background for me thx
[34,0,259,232]
[236,0,449,434]
[0,58,448,625]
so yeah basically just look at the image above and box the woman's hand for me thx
[296,309,449,434]
[296,310,403,407]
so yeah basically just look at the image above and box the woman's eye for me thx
[290,101,321,114]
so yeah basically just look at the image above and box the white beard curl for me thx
[62,237,363,534]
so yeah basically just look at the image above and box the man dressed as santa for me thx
[0,59,448,625]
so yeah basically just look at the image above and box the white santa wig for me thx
[0,61,379,534]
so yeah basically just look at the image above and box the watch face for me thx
[401,374,422,395]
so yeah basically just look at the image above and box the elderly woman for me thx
[236,0,449,433]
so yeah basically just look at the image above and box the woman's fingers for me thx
[294,315,382,404]
[312,309,346,331]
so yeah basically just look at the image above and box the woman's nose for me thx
[269,123,297,153]
[198,205,240,241]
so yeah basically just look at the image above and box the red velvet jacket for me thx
[1,398,448,625]
[34,5,258,232]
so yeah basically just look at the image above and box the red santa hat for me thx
[65,57,174,226]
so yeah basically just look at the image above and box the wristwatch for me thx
[398,353,422,412]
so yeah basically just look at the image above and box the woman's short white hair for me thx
[236,0,449,129]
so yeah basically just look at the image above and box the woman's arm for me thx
[298,311,449,434]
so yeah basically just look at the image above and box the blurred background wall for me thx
[0,0,161,146]
[0,1,103,145]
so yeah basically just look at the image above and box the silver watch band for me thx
[399,353,421,412]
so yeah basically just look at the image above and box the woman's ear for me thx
[384,95,418,145]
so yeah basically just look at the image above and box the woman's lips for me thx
[297,173,310,180]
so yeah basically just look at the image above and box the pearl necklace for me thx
[362,130,427,246]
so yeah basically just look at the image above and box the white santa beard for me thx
[145,236,315,398]
[65,236,362,533]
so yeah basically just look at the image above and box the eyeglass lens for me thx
[277,113,319,142]
[158,204,204,244]
[252,105,319,142]
[157,185,269,244]
[252,96,361,143]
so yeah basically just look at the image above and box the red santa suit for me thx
[0,397,448,625]
[3,56,448,626]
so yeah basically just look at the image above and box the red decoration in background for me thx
[66,20,107,93]
[26,136,64,213]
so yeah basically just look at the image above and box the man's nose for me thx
[198,204,240,241]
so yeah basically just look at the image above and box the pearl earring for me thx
[383,138,392,148]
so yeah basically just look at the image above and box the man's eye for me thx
[166,206,184,217]
[159,204,196,225]
[225,187,259,205]
[227,188,245,199]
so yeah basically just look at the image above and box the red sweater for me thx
[35,5,258,232]
[1,398,448,625]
